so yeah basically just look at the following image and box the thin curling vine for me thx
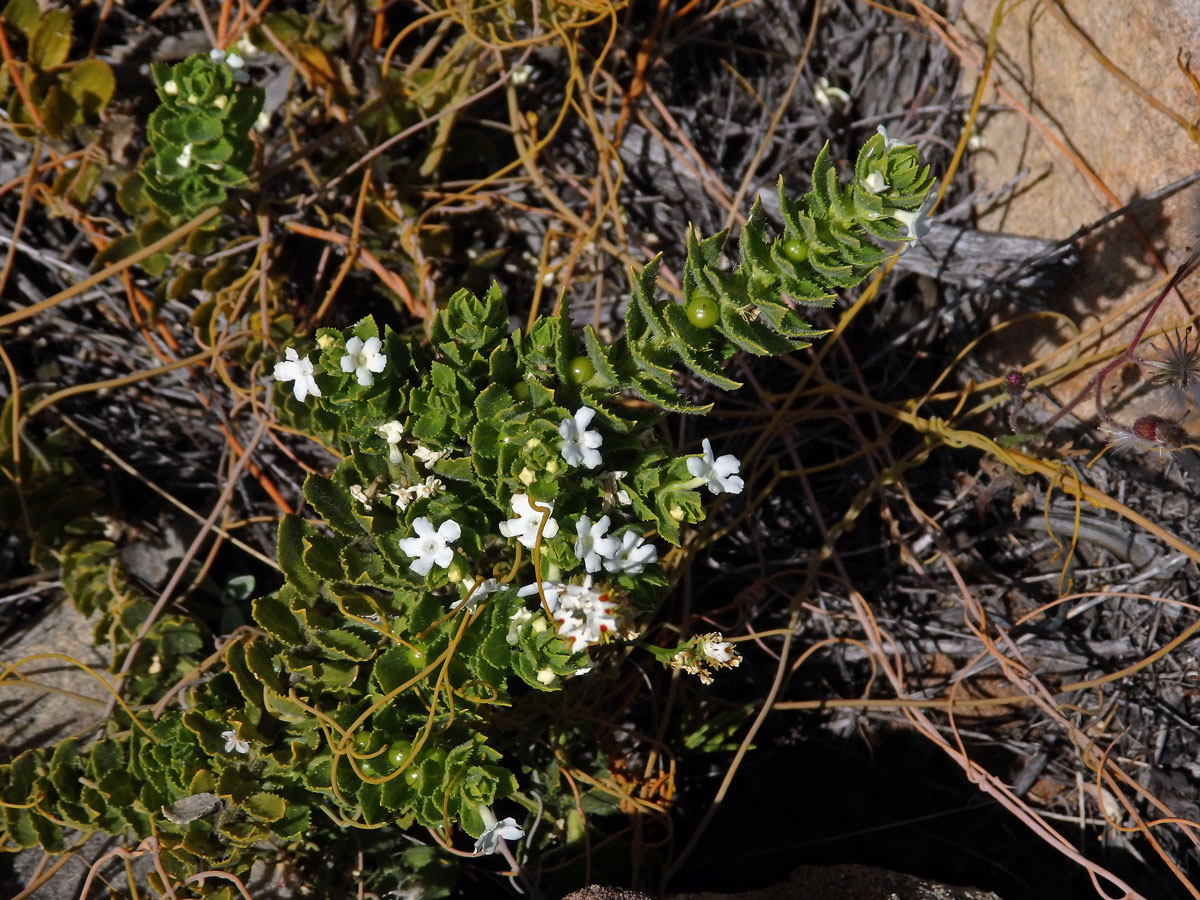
[0,130,935,898]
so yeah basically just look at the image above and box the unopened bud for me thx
[1003,370,1027,397]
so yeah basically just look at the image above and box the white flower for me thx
[701,634,738,664]
[536,667,556,685]
[340,336,387,387]
[175,142,193,168]
[376,420,405,463]
[687,438,744,495]
[272,347,322,402]
[574,515,617,573]
[892,190,937,249]
[411,475,443,501]
[499,494,559,548]
[349,484,373,511]
[517,580,564,612]
[507,608,533,644]
[603,530,657,575]
[559,406,603,469]
[510,63,535,86]
[473,805,524,855]
[413,445,449,468]
[398,517,460,576]
[163,79,178,96]
[813,76,850,114]
[862,171,887,194]
[451,578,501,613]
[544,577,620,653]
[222,730,249,755]
[876,124,906,150]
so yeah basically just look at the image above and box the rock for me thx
[563,864,1006,900]
[958,0,1200,422]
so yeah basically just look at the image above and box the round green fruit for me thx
[567,355,594,384]
[686,297,720,329]
[780,237,808,263]
[387,740,414,769]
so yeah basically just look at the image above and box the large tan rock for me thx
[959,0,1200,423]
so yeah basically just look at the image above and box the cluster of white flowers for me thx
[272,335,389,402]
[669,633,741,685]
[388,475,443,510]
[518,576,621,653]
[863,125,937,248]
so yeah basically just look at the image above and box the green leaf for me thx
[277,515,319,593]
[252,593,304,645]
[2,0,40,36]
[29,9,71,69]
[243,792,286,822]
[60,58,114,119]
[303,473,362,538]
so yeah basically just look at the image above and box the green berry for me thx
[387,740,414,770]
[406,645,427,671]
[567,355,594,384]
[686,297,720,329]
[780,237,808,263]
[513,381,531,400]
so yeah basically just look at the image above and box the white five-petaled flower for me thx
[574,514,617,573]
[222,730,249,755]
[451,577,502,613]
[687,438,745,495]
[499,494,559,548]
[473,805,525,855]
[559,406,603,469]
[604,530,658,575]
[892,190,937,249]
[398,516,460,576]
[340,336,388,387]
[272,347,322,402]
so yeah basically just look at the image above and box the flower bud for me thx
[1003,371,1027,397]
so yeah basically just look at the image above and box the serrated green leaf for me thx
[303,473,362,538]
[252,593,304,645]
[243,792,285,822]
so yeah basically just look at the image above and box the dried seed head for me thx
[1130,415,1187,448]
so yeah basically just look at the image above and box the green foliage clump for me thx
[0,0,115,141]
[574,131,936,415]
[0,130,936,896]
[138,52,263,222]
